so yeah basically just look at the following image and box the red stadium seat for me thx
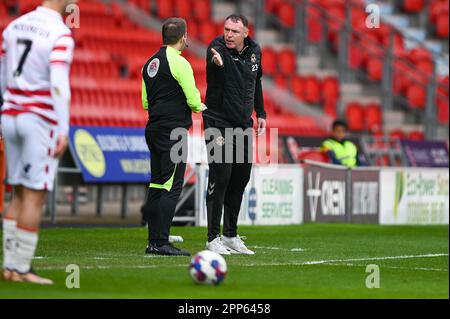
[215,20,225,38]
[265,0,283,13]
[346,102,365,131]
[78,1,108,14]
[325,5,345,45]
[350,9,367,33]
[409,47,433,64]
[274,74,289,89]
[321,76,339,102]
[278,48,297,76]
[348,43,365,69]
[247,23,256,38]
[436,14,449,38]
[291,75,305,101]
[402,0,424,12]
[298,150,330,163]
[408,131,425,140]
[378,25,404,49]
[174,0,191,18]
[261,47,277,76]
[359,34,382,66]
[263,93,276,115]
[436,77,449,124]
[365,103,382,133]
[266,114,326,136]
[437,75,449,98]
[416,60,434,76]
[186,20,199,40]
[277,2,296,28]
[193,0,211,21]
[389,129,406,140]
[437,97,449,125]
[406,84,426,109]
[198,21,217,44]
[303,76,321,104]
[307,13,323,43]
[155,0,173,19]
[323,101,337,120]
[367,58,383,81]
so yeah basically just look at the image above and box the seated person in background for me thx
[321,120,361,168]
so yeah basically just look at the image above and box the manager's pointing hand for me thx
[211,48,223,67]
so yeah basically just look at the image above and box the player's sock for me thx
[15,227,39,274]
[2,218,17,271]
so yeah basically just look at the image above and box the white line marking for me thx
[250,246,283,250]
[250,246,306,251]
[35,253,448,271]
[325,263,448,272]
[301,253,449,265]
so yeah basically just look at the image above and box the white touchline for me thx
[325,263,448,272]
[34,253,449,271]
[249,246,282,250]
[250,246,306,251]
[301,253,449,265]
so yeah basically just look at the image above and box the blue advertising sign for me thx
[68,126,150,183]
[401,140,449,168]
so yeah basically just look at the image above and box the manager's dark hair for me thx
[225,14,249,28]
[332,119,348,130]
[162,17,186,45]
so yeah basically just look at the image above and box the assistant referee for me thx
[141,18,205,256]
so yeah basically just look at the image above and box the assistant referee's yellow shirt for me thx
[321,138,358,168]
[141,46,202,130]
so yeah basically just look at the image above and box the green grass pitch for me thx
[0,224,448,298]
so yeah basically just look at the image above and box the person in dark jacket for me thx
[203,14,266,255]
[141,17,206,256]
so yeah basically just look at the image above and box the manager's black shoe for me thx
[146,244,190,256]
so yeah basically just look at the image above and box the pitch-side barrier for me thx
[192,161,449,226]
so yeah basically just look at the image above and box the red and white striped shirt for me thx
[1,6,74,134]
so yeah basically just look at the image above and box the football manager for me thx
[203,14,266,255]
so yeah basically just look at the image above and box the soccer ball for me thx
[189,250,227,285]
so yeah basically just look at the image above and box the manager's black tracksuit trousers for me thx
[143,129,186,246]
[204,118,253,242]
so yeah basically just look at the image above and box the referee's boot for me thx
[145,243,190,256]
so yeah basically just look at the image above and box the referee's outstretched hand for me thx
[211,48,223,67]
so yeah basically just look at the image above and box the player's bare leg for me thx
[9,187,53,285]
[2,186,22,280]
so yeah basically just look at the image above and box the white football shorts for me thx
[1,113,59,191]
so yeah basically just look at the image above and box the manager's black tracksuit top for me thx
[203,36,266,128]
